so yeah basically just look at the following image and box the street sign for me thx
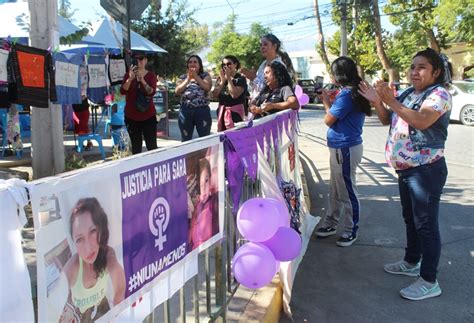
[100,0,152,23]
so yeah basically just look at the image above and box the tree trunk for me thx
[313,0,331,74]
[29,0,65,178]
[426,28,441,53]
[371,0,398,83]
[350,2,365,79]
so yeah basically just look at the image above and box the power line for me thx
[285,3,435,26]
[194,0,250,11]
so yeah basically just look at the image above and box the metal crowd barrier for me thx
[145,175,261,322]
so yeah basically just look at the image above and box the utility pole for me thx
[338,0,348,56]
[123,0,132,66]
[28,0,65,179]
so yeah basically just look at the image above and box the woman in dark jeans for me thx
[175,55,212,141]
[120,53,157,154]
[359,48,452,301]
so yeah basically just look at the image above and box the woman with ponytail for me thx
[241,33,296,100]
[359,48,452,301]
[314,56,371,248]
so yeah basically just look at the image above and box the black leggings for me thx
[125,116,157,154]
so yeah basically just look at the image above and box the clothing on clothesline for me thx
[0,87,8,108]
[79,63,88,97]
[87,55,108,104]
[0,48,8,83]
[8,43,56,108]
[108,54,126,86]
[53,52,82,105]
[72,97,90,134]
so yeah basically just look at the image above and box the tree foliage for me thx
[383,0,448,52]
[327,0,384,77]
[132,0,209,78]
[58,0,92,45]
[58,0,76,22]
[323,0,472,80]
[207,15,270,73]
[434,0,474,42]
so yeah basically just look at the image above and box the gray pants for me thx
[322,144,363,236]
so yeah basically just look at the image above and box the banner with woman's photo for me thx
[30,136,224,322]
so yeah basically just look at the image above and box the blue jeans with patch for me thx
[178,105,212,142]
[397,157,447,283]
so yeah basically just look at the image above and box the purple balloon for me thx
[262,227,302,261]
[237,198,280,242]
[232,242,277,289]
[294,84,303,97]
[298,93,310,106]
[266,198,290,228]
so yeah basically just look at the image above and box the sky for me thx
[67,0,340,51]
[67,0,393,52]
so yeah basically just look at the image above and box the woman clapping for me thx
[175,55,212,141]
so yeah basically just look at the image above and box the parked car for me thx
[322,83,341,103]
[297,79,317,104]
[450,81,474,126]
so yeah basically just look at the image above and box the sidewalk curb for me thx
[227,277,282,322]
[262,280,283,323]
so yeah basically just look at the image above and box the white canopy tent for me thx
[0,2,102,45]
[60,16,167,55]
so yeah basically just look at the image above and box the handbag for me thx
[135,85,151,112]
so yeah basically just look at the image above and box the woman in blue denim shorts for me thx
[175,55,213,142]
[359,48,453,301]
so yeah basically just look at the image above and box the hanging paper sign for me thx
[55,61,79,88]
[109,58,126,84]
[88,63,107,88]
[0,49,8,83]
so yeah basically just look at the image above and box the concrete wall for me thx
[288,49,337,82]
[444,42,474,80]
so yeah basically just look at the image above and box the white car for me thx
[450,81,474,126]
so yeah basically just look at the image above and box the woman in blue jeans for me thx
[359,48,452,301]
[175,55,212,141]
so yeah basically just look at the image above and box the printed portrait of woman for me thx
[188,157,219,251]
[59,197,125,322]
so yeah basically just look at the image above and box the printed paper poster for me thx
[31,136,223,322]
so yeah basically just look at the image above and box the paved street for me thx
[283,106,474,322]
